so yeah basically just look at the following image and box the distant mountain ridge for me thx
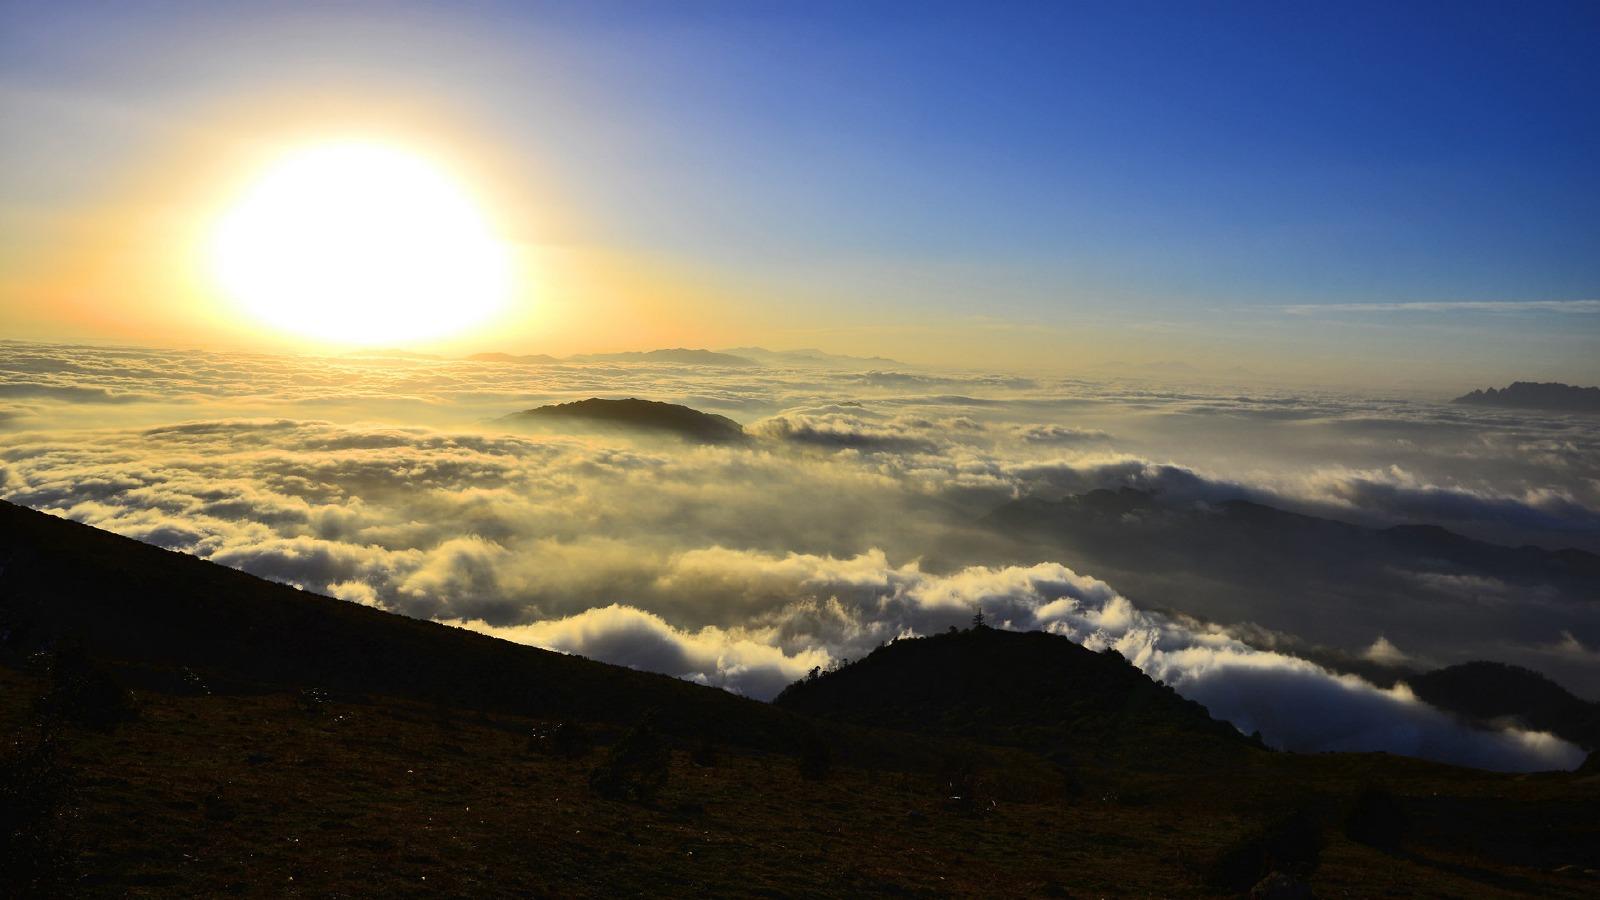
[501,397,747,444]
[1453,381,1600,412]
[979,486,1600,700]
[466,348,757,366]
[466,351,561,364]
[465,346,905,368]
[568,348,758,366]
[987,487,1599,581]
[720,346,903,368]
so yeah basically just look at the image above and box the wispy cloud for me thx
[1277,299,1600,315]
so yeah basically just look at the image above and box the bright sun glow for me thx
[210,141,512,345]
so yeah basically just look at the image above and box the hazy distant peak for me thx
[567,348,759,367]
[720,346,904,368]
[1453,382,1600,412]
[339,348,446,360]
[466,351,561,364]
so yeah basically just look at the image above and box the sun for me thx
[209,141,512,345]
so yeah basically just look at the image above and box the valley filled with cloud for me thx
[2,339,1595,772]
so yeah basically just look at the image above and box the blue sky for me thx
[2,1,1597,379]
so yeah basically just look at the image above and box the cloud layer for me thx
[461,549,1583,772]
[2,340,1597,771]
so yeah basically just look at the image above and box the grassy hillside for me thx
[0,499,785,747]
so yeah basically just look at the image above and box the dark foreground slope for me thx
[4,502,1599,897]
[500,397,747,443]
[0,499,782,746]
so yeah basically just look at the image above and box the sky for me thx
[1,1,1596,381]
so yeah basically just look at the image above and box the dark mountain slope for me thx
[1407,661,1600,750]
[500,397,747,444]
[775,627,1256,766]
[0,500,779,747]
[1454,381,1600,413]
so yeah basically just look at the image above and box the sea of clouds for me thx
[2,340,1596,772]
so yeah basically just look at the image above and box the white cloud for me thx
[456,604,828,700]
[1362,636,1409,665]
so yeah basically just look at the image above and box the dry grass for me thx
[5,669,1597,898]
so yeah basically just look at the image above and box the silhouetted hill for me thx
[1407,662,1600,750]
[1454,381,1600,413]
[500,397,747,444]
[567,348,758,367]
[775,627,1255,764]
[0,500,796,749]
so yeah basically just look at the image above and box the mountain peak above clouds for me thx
[1453,382,1600,412]
[500,397,748,444]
